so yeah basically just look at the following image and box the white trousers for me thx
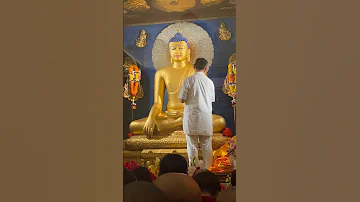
[186,135,213,169]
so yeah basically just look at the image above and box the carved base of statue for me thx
[129,113,226,135]
[123,131,229,163]
[124,131,229,150]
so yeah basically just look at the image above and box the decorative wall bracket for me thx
[151,0,196,12]
[136,29,147,48]
[219,22,231,41]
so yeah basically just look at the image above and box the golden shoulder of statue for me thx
[219,22,231,41]
[129,32,226,138]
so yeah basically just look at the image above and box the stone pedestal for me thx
[123,131,228,163]
[124,131,228,150]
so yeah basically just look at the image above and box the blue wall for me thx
[123,17,236,138]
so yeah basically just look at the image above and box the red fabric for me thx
[192,167,200,177]
[201,196,216,202]
[127,133,133,138]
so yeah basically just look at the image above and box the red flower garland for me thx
[222,128,233,137]
[149,169,157,181]
[124,161,157,180]
[124,160,139,172]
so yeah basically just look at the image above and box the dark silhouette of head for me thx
[193,169,221,198]
[124,181,168,202]
[217,170,236,202]
[154,173,201,202]
[194,58,208,71]
[124,167,136,185]
[159,154,188,176]
[231,169,236,186]
[216,186,236,202]
[133,166,153,183]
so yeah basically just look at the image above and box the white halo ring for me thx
[152,22,214,70]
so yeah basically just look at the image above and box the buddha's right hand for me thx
[143,117,156,139]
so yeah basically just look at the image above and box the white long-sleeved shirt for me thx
[178,72,215,136]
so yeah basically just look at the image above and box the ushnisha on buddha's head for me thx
[168,32,191,63]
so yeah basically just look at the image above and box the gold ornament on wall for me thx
[220,5,236,10]
[219,22,231,41]
[223,53,236,125]
[123,56,136,75]
[151,0,196,12]
[223,53,236,104]
[136,29,147,48]
[124,0,150,12]
[200,0,225,6]
[229,53,236,64]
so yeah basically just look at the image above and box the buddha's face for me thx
[169,41,189,62]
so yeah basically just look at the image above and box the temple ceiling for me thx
[124,0,236,26]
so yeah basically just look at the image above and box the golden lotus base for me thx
[124,131,228,151]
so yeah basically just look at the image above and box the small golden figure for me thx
[136,29,147,48]
[219,22,231,41]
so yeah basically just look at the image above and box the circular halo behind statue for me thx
[152,22,214,70]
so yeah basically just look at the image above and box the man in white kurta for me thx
[178,58,215,169]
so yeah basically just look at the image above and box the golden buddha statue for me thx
[129,32,226,138]
[124,32,228,155]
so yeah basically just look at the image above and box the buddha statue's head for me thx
[168,32,191,63]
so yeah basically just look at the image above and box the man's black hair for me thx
[124,181,168,202]
[124,167,137,185]
[158,154,188,176]
[133,166,153,183]
[194,58,208,70]
[193,170,221,197]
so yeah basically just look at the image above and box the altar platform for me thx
[123,130,228,162]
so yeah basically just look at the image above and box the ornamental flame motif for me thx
[123,64,144,110]
[222,53,236,107]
